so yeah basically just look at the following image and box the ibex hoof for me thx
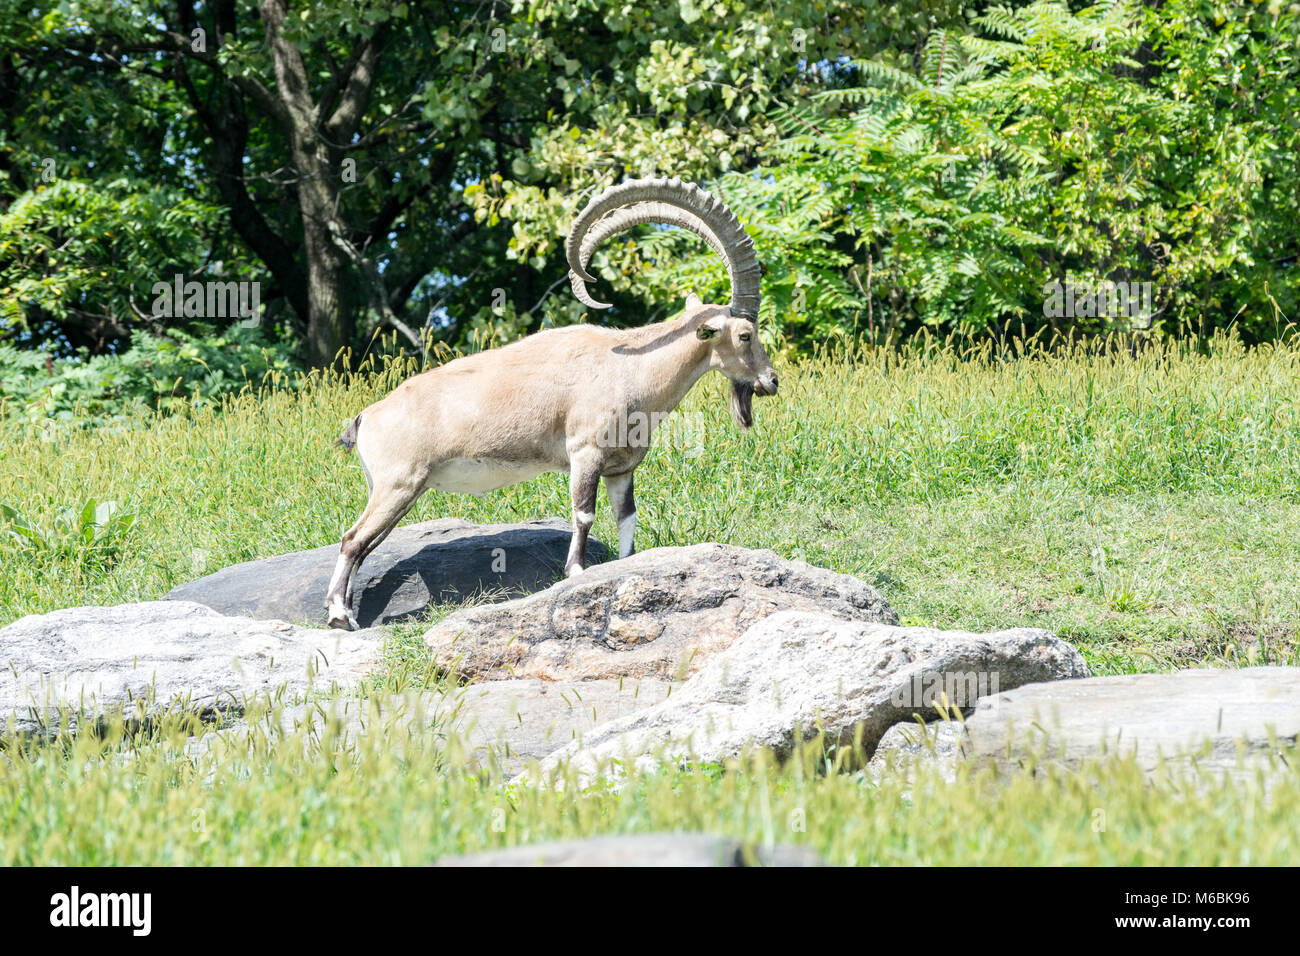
[566,564,585,578]
[326,605,359,631]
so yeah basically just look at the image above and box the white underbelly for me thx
[428,458,556,496]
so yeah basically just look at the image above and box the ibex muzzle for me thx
[325,178,776,630]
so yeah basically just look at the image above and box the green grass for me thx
[1,708,1295,866]
[4,332,1297,671]
[2,331,1299,864]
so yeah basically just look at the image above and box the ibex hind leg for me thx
[605,471,636,559]
[326,479,423,630]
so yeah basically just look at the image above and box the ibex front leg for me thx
[565,449,602,577]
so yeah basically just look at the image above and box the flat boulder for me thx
[449,678,676,775]
[864,719,967,782]
[166,518,609,628]
[960,666,1300,780]
[517,609,1088,786]
[433,833,825,867]
[425,544,898,682]
[190,678,678,777]
[0,601,383,734]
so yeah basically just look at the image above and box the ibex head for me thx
[685,293,777,427]
[565,177,777,429]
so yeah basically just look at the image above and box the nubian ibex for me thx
[325,178,777,630]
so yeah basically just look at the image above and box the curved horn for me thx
[568,202,729,310]
[565,177,761,322]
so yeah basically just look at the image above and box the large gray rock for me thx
[0,601,383,734]
[518,610,1088,786]
[189,678,677,776]
[425,544,898,682]
[449,678,676,774]
[167,518,608,628]
[185,691,449,764]
[433,833,825,867]
[960,666,1300,779]
[864,718,967,783]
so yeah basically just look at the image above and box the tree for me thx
[682,0,1300,345]
[1,0,973,365]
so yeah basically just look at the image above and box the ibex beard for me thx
[325,178,777,630]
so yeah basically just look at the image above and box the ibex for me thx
[325,178,778,630]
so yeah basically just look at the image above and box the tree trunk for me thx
[302,210,351,368]
[261,0,357,367]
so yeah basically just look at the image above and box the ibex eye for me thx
[739,333,751,342]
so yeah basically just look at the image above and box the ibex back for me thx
[326,178,777,629]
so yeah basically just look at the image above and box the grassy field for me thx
[2,332,1298,864]
[1,710,1296,866]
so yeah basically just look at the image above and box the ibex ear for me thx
[684,292,702,310]
[696,321,721,341]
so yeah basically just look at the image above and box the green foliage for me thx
[572,1,1300,346]
[0,324,302,430]
[5,0,1293,360]
[2,0,973,362]
[0,179,226,341]
[0,498,136,572]
[0,0,262,354]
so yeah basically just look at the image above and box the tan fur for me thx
[324,299,777,629]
